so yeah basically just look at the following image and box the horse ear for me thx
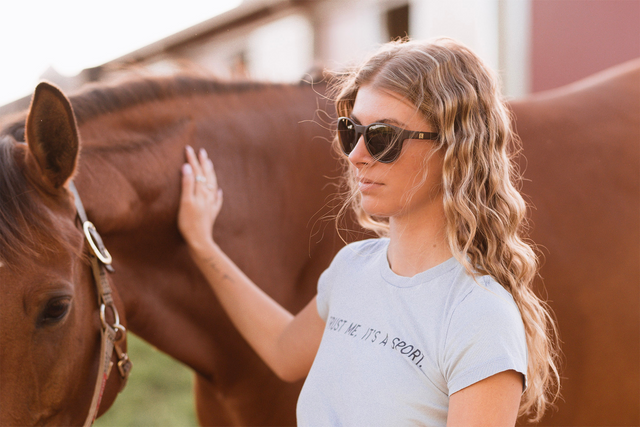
[25,81,79,190]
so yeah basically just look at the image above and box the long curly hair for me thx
[329,38,560,422]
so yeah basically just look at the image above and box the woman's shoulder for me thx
[442,269,524,331]
[446,272,525,335]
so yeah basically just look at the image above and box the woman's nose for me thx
[348,136,373,166]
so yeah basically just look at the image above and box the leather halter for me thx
[68,182,133,427]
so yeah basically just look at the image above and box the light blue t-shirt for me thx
[297,238,527,426]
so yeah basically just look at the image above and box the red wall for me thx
[531,0,640,92]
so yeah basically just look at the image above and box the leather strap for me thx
[68,182,132,427]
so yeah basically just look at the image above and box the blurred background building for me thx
[2,0,638,115]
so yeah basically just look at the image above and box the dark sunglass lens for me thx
[337,118,357,155]
[366,124,400,162]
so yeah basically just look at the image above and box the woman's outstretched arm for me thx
[178,146,325,382]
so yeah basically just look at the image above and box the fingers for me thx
[185,145,219,193]
[181,163,195,203]
[185,145,205,189]
[179,146,223,248]
[198,149,223,216]
[202,151,218,191]
[183,146,223,214]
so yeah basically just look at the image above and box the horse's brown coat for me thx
[0,60,638,425]
[511,59,640,425]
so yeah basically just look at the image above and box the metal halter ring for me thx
[100,302,122,332]
[83,221,113,265]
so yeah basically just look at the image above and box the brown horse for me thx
[0,58,638,426]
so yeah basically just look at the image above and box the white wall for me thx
[498,0,531,97]
[412,0,499,69]
[411,0,530,97]
[313,0,386,71]
[246,14,315,81]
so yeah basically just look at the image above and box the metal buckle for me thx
[116,349,132,379]
[83,221,113,265]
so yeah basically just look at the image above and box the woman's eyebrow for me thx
[350,114,405,127]
[378,118,405,127]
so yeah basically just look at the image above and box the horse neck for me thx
[72,83,343,377]
[74,83,334,233]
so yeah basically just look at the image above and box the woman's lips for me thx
[358,178,383,192]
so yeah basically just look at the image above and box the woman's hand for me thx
[178,145,223,253]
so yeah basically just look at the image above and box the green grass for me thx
[94,334,198,427]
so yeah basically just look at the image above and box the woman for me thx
[178,38,560,426]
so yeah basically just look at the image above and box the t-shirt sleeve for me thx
[441,285,528,395]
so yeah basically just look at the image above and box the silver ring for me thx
[195,175,207,183]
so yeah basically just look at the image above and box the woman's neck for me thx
[386,200,452,277]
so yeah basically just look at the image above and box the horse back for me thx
[511,59,640,425]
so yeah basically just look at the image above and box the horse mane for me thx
[70,74,299,125]
[1,73,320,143]
[0,140,83,271]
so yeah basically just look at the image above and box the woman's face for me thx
[348,84,444,221]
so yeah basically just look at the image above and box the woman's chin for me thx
[361,198,396,219]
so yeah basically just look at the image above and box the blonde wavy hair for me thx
[329,38,560,422]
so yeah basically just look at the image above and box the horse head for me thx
[0,82,127,426]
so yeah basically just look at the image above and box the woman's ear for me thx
[24,81,79,190]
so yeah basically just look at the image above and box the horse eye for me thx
[13,126,25,142]
[40,297,72,325]
[2,122,26,142]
